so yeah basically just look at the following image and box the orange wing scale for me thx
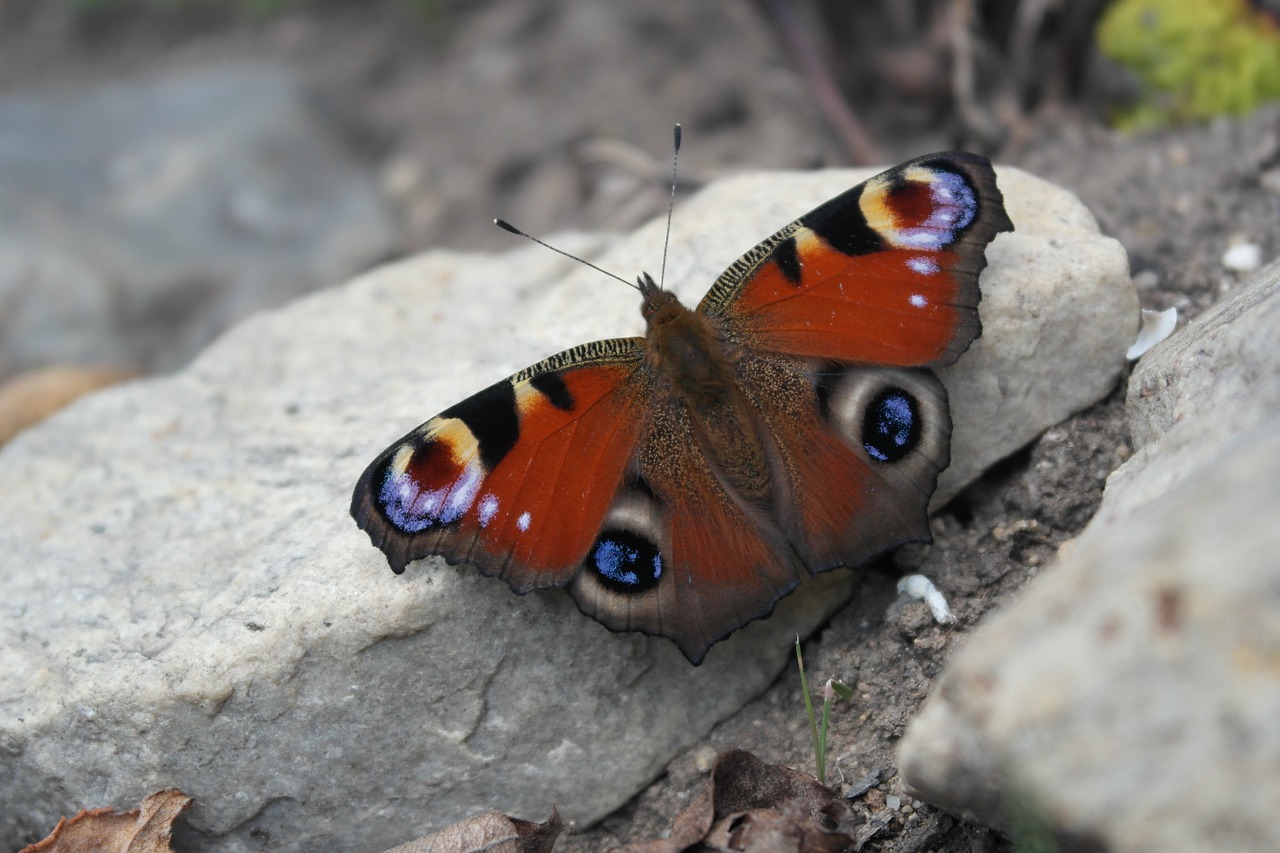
[479,366,645,581]
[726,245,970,364]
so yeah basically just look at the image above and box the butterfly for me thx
[351,151,1013,664]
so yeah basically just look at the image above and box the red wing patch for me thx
[701,152,1012,367]
[351,343,649,589]
[569,393,801,664]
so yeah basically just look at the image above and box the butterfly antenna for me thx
[493,218,638,291]
[658,123,682,291]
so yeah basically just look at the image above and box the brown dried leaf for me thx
[707,749,853,828]
[384,809,562,853]
[20,789,192,853]
[0,365,136,447]
[703,808,851,853]
[609,785,716,853]
[612,749,856,853]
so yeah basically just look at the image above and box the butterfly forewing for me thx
[700,152,1012,367]
[351,340,649,589]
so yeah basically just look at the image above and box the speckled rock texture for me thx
[900,260,1280,853]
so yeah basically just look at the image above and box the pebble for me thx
[1222,242,1262,272]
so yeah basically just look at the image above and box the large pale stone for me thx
[0,166,1131,852]
[900,261,1280,852]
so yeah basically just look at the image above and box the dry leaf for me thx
[615,785,716,853]
[384,809,562,853]
[0,365,136,447]
[612,749,857,853]
[703,808,851,853]
[21,789,191,853]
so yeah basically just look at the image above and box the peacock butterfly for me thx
[351,150,1013,664]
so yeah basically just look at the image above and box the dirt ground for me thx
[3,2,1278,851]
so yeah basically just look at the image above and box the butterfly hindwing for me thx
[700,151,1013,366]
[732,353,953,573]
[569,389,803,664]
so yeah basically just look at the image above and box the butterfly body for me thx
[352,152,1013,663]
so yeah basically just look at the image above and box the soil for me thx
[3,1,1278,851]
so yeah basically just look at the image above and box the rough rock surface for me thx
[900,261,1280,852]
[0,63,396,377]
[0,166,1132,852]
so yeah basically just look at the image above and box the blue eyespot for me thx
[863,388,921,463]
[588,530,663,594]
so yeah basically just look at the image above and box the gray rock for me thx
[900,261,1280,852]
[0,63,395,377]
[0,166,1131,852]
[933,167,1134,506]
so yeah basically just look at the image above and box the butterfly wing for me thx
[699,153,1013,574]
[567,391,802,664]
[735,353,954,573]
[351,340,651,589]
[699,152,1013,366]
[351,338,801,664]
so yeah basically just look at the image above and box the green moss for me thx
[1098,0,1280,128]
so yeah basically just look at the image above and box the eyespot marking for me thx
[893,168,977,250]
[860,165,980,252]
[863,387,922,463]
[378,444,483,532]
[587,530,664,594]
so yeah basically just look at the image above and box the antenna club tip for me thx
[673,124,682,147]
[494,218,520,235]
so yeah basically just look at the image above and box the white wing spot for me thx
[478,493,500,527]
[909,294,928,308]
[517,511,532,532]
[906,256,939,275]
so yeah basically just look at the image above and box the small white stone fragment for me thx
[1131,269,1159,290]
[1126,307,1179,360]
[1222,242,1262,273]
[896,574,956,625]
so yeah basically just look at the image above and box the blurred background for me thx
[1,0,1278,439]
